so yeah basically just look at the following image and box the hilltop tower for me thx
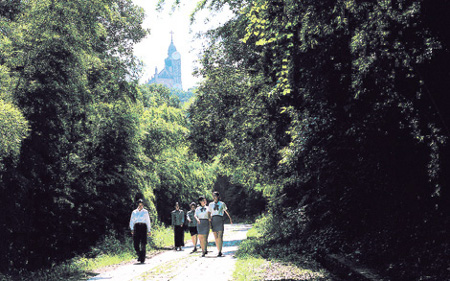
[147,32,182,90]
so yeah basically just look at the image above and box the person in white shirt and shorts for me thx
[186,202,199,253]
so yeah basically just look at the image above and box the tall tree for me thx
[0,0,147,269]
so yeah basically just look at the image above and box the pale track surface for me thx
[88,224,252,281]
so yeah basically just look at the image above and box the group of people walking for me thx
[171,191,233,257]
[129,191,232,263]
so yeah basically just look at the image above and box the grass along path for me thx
[232,219,337,281]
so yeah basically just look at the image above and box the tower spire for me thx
[170,30,174,43]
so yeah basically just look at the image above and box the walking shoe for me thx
[217,252,223,257]
[139,251,146,263]
[201,251,206,257]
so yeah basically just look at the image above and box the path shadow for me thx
[220,250,238,257]
[223,239,245,246]
[204,239,244,247]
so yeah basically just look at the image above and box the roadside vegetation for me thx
[233,216,333,281]
[0,225,174,281]
[186,1,450,280]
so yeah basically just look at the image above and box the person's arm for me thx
[194,209,201,224]
[180,211,185,227]
[224,209,233,224]
[145,210,151,235]
[207,204,212,227]
[130,212,135,235]
[186,212,191,223]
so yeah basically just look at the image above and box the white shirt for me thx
[129,208,151,232]
[195,205,209,219]
[208,201,227,216]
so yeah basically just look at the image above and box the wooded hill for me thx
[1,0,450,280]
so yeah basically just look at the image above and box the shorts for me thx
[189,226,198,236]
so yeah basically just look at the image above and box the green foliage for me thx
[0,231,135,280]
[0,0,149,271]
[0,51,29,169]
[0,99,29,162]
[138,83,217,224]
[170,87,195,104]
[233,257,266,281]
[140,84,181,108]
[186,0,450,279]
[150,225,176,249]
[0,0,213,274]
[235,216,332,281]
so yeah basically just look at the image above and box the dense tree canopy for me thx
[0,0,214,271]
[188,0,450,279]
[0,0,148,269]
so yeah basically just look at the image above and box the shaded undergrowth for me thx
[233,216,334,281]
[0,226,174,281]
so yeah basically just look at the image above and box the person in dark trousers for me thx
[208,191,232,257]
[186,202,199,253]
[171,202,185,251]
[194,196,210,257]
[129,199,151,263]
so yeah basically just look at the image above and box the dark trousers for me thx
[133,223,147,261]
[174,225,185,247]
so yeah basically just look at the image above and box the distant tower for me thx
[147,32,182,90]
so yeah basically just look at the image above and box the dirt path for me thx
[88,224,252,281]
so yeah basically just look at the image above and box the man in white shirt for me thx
[129,199,151,263]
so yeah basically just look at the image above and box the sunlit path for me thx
[87,224,251,281]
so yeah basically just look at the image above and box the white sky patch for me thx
[132,0,234,91]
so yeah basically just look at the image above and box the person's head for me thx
[190,202,196,210]
[198,196,206,206]
[213,191,220,203]
[175,202,180,210]
[137,199,144,210]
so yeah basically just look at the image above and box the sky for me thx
[131,0,233,91]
